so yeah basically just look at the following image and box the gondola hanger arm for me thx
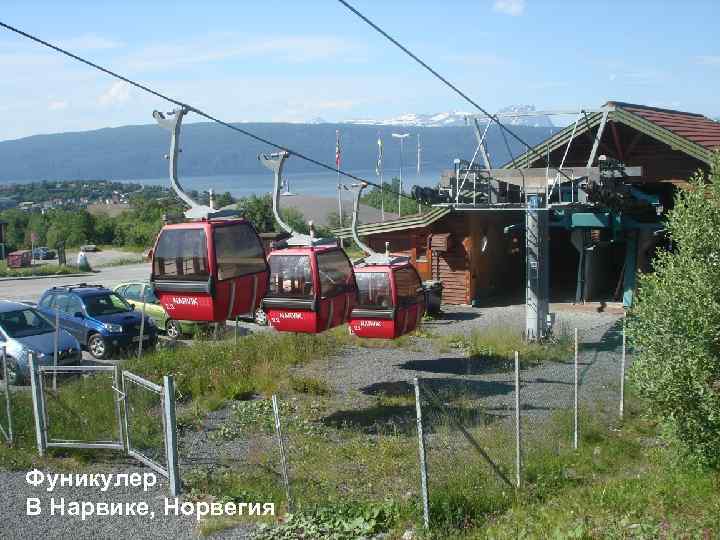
[350,182,408,265]
[258,151,336,247]
[153,107,214,220]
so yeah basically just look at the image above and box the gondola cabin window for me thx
[395,267,423,307]
[356,272,393,308]
[317,250,354,298]
[268,255,313,299]
[153,228,209,281]
[213,223,267,280]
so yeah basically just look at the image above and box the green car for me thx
[113,282,202,339]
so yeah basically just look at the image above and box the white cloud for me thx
[98,81,131,106]
[59,34,124,51]
[48,100,68,111]
[493,0,525,16]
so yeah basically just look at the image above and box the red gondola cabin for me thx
[263,245,357,333]
[151,219,268,323]
[349,259,426,339]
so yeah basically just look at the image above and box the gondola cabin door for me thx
[151,220,268,322]
[350,263,426,339]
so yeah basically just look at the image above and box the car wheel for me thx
[2,356,23,386]
[166,320,182,340]
[254,308,268,326]
[87,334,110,360]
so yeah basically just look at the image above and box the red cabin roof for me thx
[611,102,720,150]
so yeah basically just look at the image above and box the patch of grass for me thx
[437,327,574,366]
[0,262,83,278]
[289,375,332,396]
[350,327,434,351]
[124,327,349,404]
[255,501,401,540]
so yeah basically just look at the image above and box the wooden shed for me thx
[335,207,523,305]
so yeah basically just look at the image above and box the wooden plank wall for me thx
[427,215,467,303]
[364,211,524,305]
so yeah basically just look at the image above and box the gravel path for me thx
[312,305,624,430]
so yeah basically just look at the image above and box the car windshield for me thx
[84,293,133,317]
[146,287,159,304]
[0,308,54,338]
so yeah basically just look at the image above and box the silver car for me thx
[0,300,82,385]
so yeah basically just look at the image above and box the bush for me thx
[628,153,720,467]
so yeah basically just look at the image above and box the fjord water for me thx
[129,167,444,198]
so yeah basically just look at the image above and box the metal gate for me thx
[122,371,180,495]
[29,363,124,453]
[27,354,180,495]
[0,347,13,445]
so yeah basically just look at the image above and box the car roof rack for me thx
[50,283,106,291]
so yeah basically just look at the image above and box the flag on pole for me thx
[417,133,422,176]
[376,136,383,176]
[335,130,341,169]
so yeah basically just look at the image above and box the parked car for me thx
[80,244,99,252]
[113,281,203,339]
[31,246,56,260]
[0,300,82,385]
[38,284,157,360]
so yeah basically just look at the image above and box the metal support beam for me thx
[622,232,638,308]
[525,202,550,340]
[586,109,610,167]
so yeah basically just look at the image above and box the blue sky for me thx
[0,0,718,141]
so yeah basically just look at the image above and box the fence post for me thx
[620,315,626,419]
[234,316,239,344]
[514,351,522,489]
[1,346,13,444]
[163,375,181,496]
[138,288,147,358]
[113,366,125,449]
[53,309,59,392]
[573,328,579,450]
[271,394,292,512]
[28,353,46,456]
[413,377,430,529]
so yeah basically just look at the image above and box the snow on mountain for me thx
[343,105,554,128]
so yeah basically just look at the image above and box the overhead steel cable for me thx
[0,20,425,208]
[335,0,577,185]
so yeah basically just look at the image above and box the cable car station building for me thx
[335,102,720,308]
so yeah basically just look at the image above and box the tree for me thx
[280,208,309,235]
[0,209,29,250]
[627,153,720,467]
[233,194,275,233]
[361,177,419,217]
[45,210,95,248]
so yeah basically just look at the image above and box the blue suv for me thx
[38,284,157,360]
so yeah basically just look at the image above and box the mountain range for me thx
[0,120,557,183]
[341,105,555,128]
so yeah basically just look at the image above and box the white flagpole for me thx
[336,129,343,246]
[377,135,384,222]
[417,133,422,213]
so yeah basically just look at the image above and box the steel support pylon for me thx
[525,203,550,340]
